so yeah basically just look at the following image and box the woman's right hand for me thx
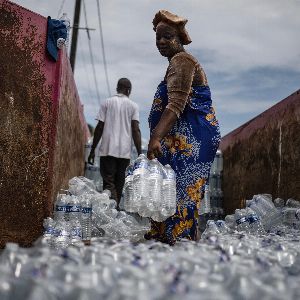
[147,136,162,160]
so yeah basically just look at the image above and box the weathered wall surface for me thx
[49,52,87,214]
[220,90,300,214]
[0,1,88,247]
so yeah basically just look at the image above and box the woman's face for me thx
[156,22,183,58]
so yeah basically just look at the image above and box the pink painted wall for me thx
[0,0,89,247]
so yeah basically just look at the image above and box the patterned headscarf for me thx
[153,10,192,45]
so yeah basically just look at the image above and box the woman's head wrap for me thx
[153,10,192,45]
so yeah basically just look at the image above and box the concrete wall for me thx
[0,0,88,247]
[220,90,300,214]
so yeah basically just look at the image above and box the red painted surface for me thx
[220,90,300,151]
[220,90,300,214]
[0,0,88,247]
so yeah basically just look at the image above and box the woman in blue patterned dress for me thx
[145,10,221,245]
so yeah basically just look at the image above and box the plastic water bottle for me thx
[224,214,235,230]
[235,209,249,232]
[248,198,265,219]
[43,217,56,238]
[215,149,223,174]
[286,198,300,208]
[147,159,163,218]
[161,164,176,218]
[124,165,134,213]
[70,219,82,244]
[66,195,81,222]
[215,220,229,233]
[254,195,282,230]
[132,154,149,213]
[274,198,285,209]
[199,184,211,215]
[246,207,265,235]
[283,208,299,227]
[201,220,220,240]
[59,13,71,48]
[53,220,70,249]
[81,197,92,242]
[54,194,67,221]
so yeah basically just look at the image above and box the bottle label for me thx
[126,169,133,176]
[149,169,162,176]
[56,229,69,237]
[248,215,259,224]
[134,161,148,170]
[71,228,82,238]
[82,207,92,214]
[56,205,66,212]
[236,217,247,225]
[66,205,81,213]
[44,227,54,235]
[215,221,224,227]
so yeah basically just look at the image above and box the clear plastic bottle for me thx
[215,220,229,234]
[215,149,223,174]
[224,214,235,230]
[147,159,163,218]
[248,199,265,219]
[201,220,220,240]
[53,220,70,249]
[246,207,265,235]
[54,194,67,221]
[274,198,285,209]
[132,154,149,213]
[59,13,71,48]
[124,165,134,213]
[254,195,282,230]
[81,196,92,242]
[70,219,82,244]
[43,217,56,238]
[161,164,176,218]
[66,195,81,222]
[199,184,211,215]
[286,198,300,208]
[235,209,249,232]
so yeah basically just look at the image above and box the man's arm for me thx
[88,121,104,164]
[131,120,142,156]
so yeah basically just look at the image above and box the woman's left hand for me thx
[147,136,162,160]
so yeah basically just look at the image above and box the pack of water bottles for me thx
[2,207,300,300]
[43,176,150,249]
[43,177,95,249]
[123,154,176,222]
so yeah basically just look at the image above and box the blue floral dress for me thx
[146,81,221,244]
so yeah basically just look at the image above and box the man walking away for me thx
[88,78,142,208]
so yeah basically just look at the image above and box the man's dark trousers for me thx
[100,156,130,207]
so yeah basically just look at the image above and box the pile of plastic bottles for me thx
[43,176,150,249]
[123,154,177,222]
[44,177,98,248]
[202,194,300,237]
[1,193,300,300]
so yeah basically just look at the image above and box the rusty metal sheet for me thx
[220,90,300,214]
